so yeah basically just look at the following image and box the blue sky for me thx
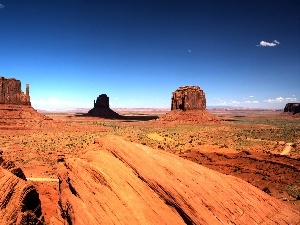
[0,0,299,110]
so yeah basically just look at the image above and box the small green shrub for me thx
[287,185,300,200]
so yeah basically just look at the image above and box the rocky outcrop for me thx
[0,155,44,224]
[0,104,54,129]
[158,109,220,124]
[159,85,218,123]
[284,103,300,114]
[0,76,30,105]
[53,136,300,225]
[85,94,122,118]
[0,76,56,129]
[171,86,206,111]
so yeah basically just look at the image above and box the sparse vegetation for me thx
[287,185,300,200]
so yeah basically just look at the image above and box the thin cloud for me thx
[263,96,297,103]
[0,4,4,9]
[257,40,280,47]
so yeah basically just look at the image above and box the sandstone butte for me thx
[159,86,220,123]
[0,76,53,129]
[284,103,300,115]
[85,94,122,119]
[48,135,300,225]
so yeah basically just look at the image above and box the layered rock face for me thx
[159,85,218,123]
[86,94,121,118]
[171,86,206,111]
[284,103,300,114]
[0,76,31,105]
[0,154,44,224]
[52,136,300,224]
[0,76,55,129]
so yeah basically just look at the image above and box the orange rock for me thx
[54,135,300,224]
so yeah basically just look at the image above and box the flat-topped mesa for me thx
[0,76,31,105]
[171,86,206,111]
[284,103,300,114]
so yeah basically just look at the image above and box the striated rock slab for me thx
[0,156,44,224]
[54,136,300,225]
[171,86,206,111]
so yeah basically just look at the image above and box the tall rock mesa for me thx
[93,94,109,108]
[86,94,121,118]
[284,103,300,114]
[0,76,31,105]
[171,86,206,111]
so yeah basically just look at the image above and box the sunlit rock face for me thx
[171,86,206,111]
[0,76,31,105]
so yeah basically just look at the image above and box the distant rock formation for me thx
[86,94,122,118]
[0,76,56,129]
[0,154,44,224]
[51,136,300,224]
[0,76,31,105]
[284,103,300,114]
[159,85,218,123]
[171,86,206,111]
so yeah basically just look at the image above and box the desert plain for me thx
[1,107,300,224]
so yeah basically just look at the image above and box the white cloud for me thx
[263,96,297,103]
[245,100,259,104]
[257,40,280,47]
[0,4,4,9]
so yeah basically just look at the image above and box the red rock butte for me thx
[86,94,122,118]
[284,103,300,115]
[0,76,31,105]
[171,85,206,111]
[0,76,53,129]
[159,85,219,123]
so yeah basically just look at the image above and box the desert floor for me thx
[1,109,299,223]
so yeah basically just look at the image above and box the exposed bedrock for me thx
[0,156,44,224]
[171,86,206,111]
[53,136,300,225]
[0,76,31,105]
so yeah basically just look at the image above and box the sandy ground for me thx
[0,109,299,223]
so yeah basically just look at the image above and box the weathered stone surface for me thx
[171,86,206,111]
[0,76,31,105]
[53,136,300,225]
[284,103,300,114]
[0,104,54,129]
[0,156,44,224]
[158,109,220,124]
[86,94,122,118]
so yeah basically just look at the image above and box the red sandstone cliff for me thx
[0,76,30,105]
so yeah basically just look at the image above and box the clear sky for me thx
[0,0,299,110]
